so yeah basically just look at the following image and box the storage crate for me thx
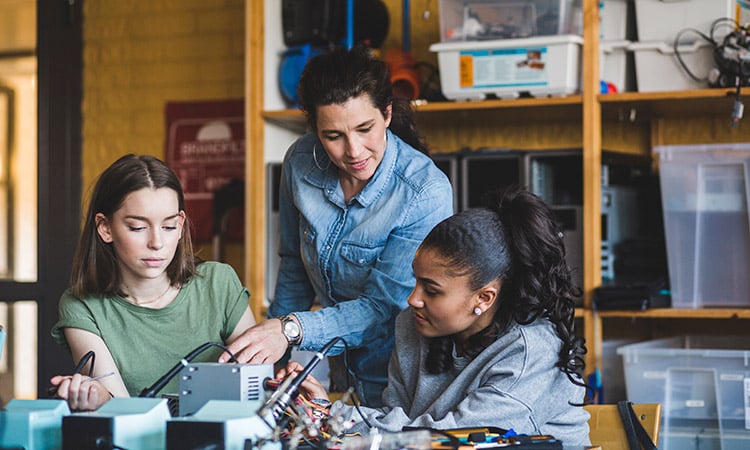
[617,336,750,450]
[599,0,629,41]
[630,40,714,92]
[634,0,736,43]
[601,338,637,403]
[438,0,581,42]
[600,40,631,92]
[430,34,582,100]
[654,143,750,308]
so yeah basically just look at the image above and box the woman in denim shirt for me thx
[222,46,454,406]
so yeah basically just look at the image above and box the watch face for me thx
[284,320,300,339]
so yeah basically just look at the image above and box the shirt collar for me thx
[304,129,399,208]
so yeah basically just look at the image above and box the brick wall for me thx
[82,0,246,269]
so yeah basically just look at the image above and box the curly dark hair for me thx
[297,44,428,154]
[420,185,586,388]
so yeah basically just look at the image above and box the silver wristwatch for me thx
[280,314,302,346]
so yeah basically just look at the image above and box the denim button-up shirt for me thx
[269,129,454,399]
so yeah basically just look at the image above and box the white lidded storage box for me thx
[654,143,750,308]
[438,0,582,42]
[600,40,632,92]
[430,34,582,100]
[599,0,629,41]
[630,40,714,92]
[617,336,750,450]
[634,0,736,43]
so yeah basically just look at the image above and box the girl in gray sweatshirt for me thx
[282,185,591,446]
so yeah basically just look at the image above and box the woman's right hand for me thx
[275,361,329,402]
[49,373,112,411]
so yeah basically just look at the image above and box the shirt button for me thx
[358,259,364,264]
[327,189,332,194]
[326,245,331,250]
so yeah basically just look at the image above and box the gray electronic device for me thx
[601,185,639,281]
[178,362,274,417]
[62,398,170,450]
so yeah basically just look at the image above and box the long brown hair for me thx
[70,154,199,298]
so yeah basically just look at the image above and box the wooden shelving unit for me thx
[246,0,750,376]
[597,308,750,319]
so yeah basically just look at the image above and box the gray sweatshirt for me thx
[331,308,591,446]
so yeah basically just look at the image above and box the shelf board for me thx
[262,109,307,134]
[262,96,584,133]
[599,88,746,120]
[596,308,750,319]
[262,89,748,133]
[413,96,583,112]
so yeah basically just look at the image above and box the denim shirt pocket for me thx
[340,242,384,267]
[338,243,384,298]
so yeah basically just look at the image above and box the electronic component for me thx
[178,362,274,417]
[167,400,280,450]
[674,18,750,125]
[61,398,170,450]
[341,429,432,450]
[0,399,70,450]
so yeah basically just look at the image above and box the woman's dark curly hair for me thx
[297,44,428,154]
[419,185,586,387]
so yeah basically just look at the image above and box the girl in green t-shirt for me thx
[49,154,256,411]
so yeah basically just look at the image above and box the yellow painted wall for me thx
[82,0,246,274]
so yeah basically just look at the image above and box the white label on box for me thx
[740,0,750,27]
[745,378,750,429]
[685,400,705,408]
[721,373,745,382]
[643,371,667,379]
[459,47,549,89]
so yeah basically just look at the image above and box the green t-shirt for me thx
[51,261,250,397]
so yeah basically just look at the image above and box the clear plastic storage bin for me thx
[617,336,750,450]
[438,0,581,42]
[654,143,750,307]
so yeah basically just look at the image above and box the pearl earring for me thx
[474,307,482,316]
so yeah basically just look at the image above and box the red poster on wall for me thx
[165,99,245,243]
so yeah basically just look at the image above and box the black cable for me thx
[257,337,374,432]
[139,342,238,398]
[710,17,740,43]
[333,339,373,429]
[260,337,345,423]
[732,79,744,126]
[47,350,96,398]
[74,350,96,376]
[301,431,326,450]
[217,343,239,363]
[673,27,713,82]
